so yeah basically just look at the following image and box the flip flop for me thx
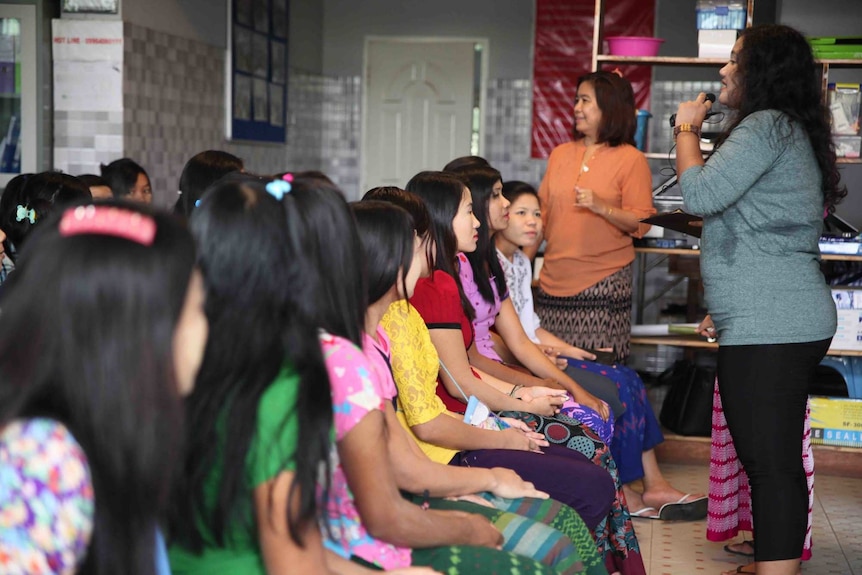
[629,506,660,519]
[723,540,755,558]
[657,493,708,521]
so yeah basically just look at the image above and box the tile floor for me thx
[632,464,862,574]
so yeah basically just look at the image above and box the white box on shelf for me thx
[698,30,738,44]
[698,30,737,58]
[834,135,861,158]
[829,289,862,352]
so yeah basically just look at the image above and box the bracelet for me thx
[509,384,524,397]
[673,123,701,141]
[606,206,613,217]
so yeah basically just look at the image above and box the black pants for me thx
[717,338,831,562]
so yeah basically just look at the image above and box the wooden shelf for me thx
[635,246,700,256]
[634,247,862,262]
[837,158,862,164]
[631,335,716,349]
[817,59,862,66]
[631,334,862,356]
[596,55,726,66]
[822,253,862,261]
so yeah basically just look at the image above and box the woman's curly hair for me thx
[716,24,846,212]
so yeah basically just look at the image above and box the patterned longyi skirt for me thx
[535,264,633,362]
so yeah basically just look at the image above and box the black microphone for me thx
[669,93,717,128]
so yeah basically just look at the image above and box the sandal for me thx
[630,506,660,519]
[723,540,755,558]
[657,493,708,521]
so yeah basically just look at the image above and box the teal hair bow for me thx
[266,178,292,201]
[16,205,36,224]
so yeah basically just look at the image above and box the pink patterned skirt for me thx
[707,379,813,561]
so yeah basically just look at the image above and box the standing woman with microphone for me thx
[673,25,844,575]
[531,71,655,362]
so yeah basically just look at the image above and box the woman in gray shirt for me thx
[672,24,845,575]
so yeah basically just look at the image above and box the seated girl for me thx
[291,174,603,574]
[2,171,91,260]
[403,171,645,575]
[495,180,707,522]
[1,202,206,575]
[168,175,433,575]
[446,164,615,443]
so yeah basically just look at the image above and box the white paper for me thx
[53,20,123,62]
[54,60,121,111]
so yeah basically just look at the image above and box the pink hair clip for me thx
[282,173,294,183]
[59,205,157,246]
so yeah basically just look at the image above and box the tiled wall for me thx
[320,75,361,198]
[484,78,547,187]
[122,22,330,209]
[61,23,720,215]
[316,76,550,199]
[54,110,124,177]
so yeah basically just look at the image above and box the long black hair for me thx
[363,186,435,274]
[173,174,331,549]
[290,176,367,346]
[351,200,416,305]
[715,24,846,212]
[174,150,244,217]
[446,165,508,306]
[0,201,195,575]
[0,172,33,259]
[5,171,91,257]
[405,170,475,320]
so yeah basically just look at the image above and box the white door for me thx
[362,38,484,194]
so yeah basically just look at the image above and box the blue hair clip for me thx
[16,205,36,224]
[266,179,291,201]
[194,199,201,207]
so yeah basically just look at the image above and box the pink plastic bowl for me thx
[606,36,665,57]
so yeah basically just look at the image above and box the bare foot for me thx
[622,484,660,518]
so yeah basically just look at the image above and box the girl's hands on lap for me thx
[454,512,505,548]
[487,467,549,500]
[515,387,565,416]
[497,422,548,453]
[445,493,496,508]
[571,389,610,421]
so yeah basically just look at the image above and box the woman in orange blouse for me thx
[531,71,655,361]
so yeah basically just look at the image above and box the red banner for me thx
[531,0,655,158]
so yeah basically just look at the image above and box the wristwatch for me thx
[673,123,701,141]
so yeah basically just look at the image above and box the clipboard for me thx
[642,209,703,238]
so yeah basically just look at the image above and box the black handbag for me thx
[658,360,715,437]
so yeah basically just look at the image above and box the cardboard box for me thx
[810,395,862,448]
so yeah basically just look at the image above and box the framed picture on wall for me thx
[230,0,288,142]
[62,0,119,14]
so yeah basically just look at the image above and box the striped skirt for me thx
[535,265,633,361]
[707,379,814,561]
